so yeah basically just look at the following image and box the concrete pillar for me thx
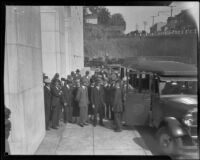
[40,6,66,79]
[4,6,45,154]
[64,6,72,75]
[70,6,84,71]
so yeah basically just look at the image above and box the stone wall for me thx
[4,6,45,154]
[4,6,84,154]
[85,34,197,65]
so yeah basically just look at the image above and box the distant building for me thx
[150,22,167,33]
[85,14,98,24]
[175,9,197,30]
[161,8,197,32]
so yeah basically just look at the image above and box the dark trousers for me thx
[63,105,69,123]
[58,104,63,121]
[45,106,51,129]
[114,112,122,130]
[93,104,103,125]
[51,105,59,127]
[110,103,114,120]
[68,105,73,122]
[79,106,88,124]
[105,101,112,119]
[63,105,73,123]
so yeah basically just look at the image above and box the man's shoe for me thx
[99,122,105,126]
[79,123,84,127]
[52,127,59,129]
[93,123,97,127]
[83,122,89,126]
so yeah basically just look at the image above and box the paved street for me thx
[35,120,152,155]
[136,126,199,160]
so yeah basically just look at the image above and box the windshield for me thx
[159,81,197,95]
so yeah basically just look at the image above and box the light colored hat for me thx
[123,76,127,81]
[44,78,51,84]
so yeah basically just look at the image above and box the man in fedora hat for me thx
[112,80,124,132]
[76,77,89,127]
[72,78,80,124]
[83,70,90,87]
[75,69,81,80]
[50,79,63,129]
[91,78,105,127]
[44,78,52,130]
[61,78,73,124]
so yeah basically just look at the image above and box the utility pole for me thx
[169,5,176,17]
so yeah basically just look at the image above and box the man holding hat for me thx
[44,78,52,130]
[91,78,105,126]
[76,77,89,127]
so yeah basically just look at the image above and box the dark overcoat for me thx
[44,86,51,109]
[61,85,73,106]
[91,86,105,113]
[50,85,61,107]
[113,88,123,112]
[76,87,89,107]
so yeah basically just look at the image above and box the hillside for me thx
[84,33,197,64]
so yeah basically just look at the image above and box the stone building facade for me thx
[4,6,84,154]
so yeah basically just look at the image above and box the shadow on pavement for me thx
[132,137,149,150]
[135,125,162,155]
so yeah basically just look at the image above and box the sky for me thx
[106,2,199,33]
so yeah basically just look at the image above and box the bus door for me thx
[124,72,151,126]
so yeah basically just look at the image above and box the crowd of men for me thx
[43,67,129,132]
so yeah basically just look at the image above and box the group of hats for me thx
[80,77,89,85]
[61,75,73,83]
[95,77,103,85]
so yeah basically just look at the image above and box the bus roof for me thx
[133,60,197,76]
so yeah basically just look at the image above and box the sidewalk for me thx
[35,120,152,155]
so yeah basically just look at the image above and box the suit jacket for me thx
[44,86,51,109]
[88,85,95,103]
[110,84,116,106]
[76,86,89,107]
[103,85,112,103]
[61,85,73,106]
[51,85,61,107]
[91,86,105,108]
[113,88,123,112]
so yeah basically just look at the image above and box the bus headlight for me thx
[182,113,194,126]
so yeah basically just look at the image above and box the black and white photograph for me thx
[3,1,199,159]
